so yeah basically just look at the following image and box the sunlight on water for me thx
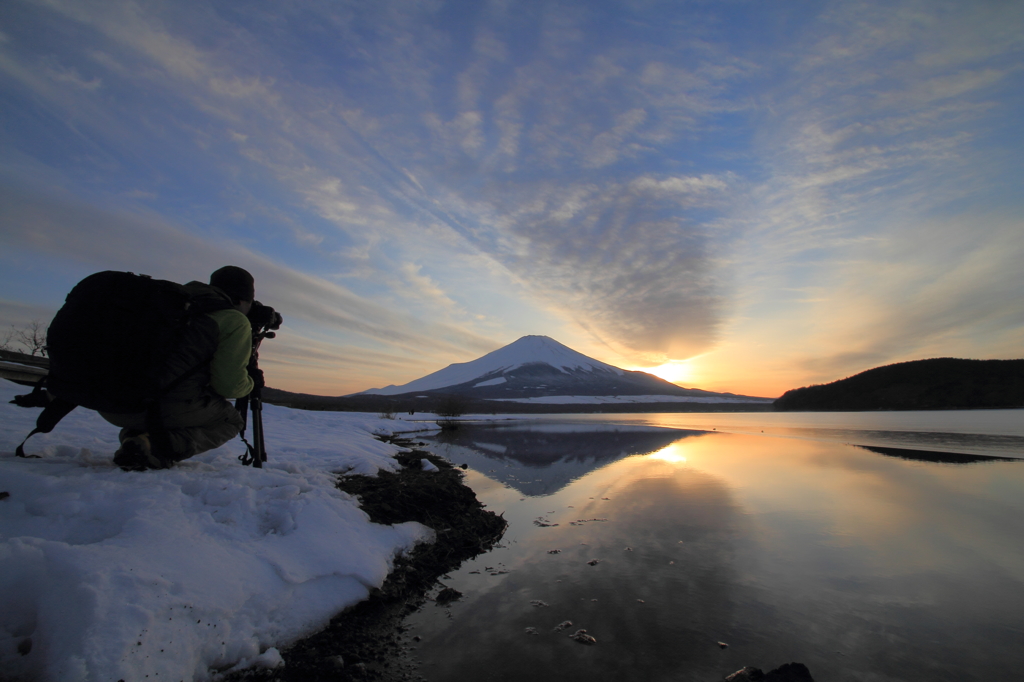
[408,423,1024,682]
[649,447,687,464]
[517,409,1024,458]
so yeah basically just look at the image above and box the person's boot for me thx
[113,434,170,471]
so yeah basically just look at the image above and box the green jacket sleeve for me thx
[207,309,255,399]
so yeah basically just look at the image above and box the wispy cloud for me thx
[701,0,1024,392]
[304,4,758,359]
[1,0,1021,395]
[0,185,500,374]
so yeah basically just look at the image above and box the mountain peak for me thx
[359,335,622,396]
[497,335,623,374]
[355,335,770,404]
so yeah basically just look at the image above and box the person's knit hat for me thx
[210,266,255,304]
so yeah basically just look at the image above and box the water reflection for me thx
[411,439,749,681]
[856,445,1018,464]
[514,411,1024,458]
[408,425,1024,682]
[426,424,702,496]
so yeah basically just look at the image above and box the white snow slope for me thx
[0,380,439,682]
[360,335,623,396]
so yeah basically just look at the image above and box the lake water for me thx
[404,411,1024,682]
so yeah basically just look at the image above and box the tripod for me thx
[236,326,275,468]
[236,387,266,467]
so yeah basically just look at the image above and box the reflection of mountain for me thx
[857,445,1019,464]
[408,460,751,682]
[425,424,705,496]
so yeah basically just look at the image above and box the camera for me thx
[248,301,282,337]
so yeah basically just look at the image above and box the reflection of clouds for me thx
[414,430,1024,681]
[730,436,1024,677]
[411,453,748,682]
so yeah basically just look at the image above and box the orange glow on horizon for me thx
[625,351,789,400]
[633,359,695,386]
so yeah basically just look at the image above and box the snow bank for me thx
[0,380,438,682]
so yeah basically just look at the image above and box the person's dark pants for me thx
[100,392,244,462]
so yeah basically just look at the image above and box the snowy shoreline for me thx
[485,393,774,404]
[0,380,441,682]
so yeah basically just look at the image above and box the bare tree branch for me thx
[0,326,15,353]
[434,394,469,430]
[3,320,49,356]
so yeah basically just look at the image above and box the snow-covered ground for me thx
[0,380,439,682]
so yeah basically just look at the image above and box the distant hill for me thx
[774,358,1024,411]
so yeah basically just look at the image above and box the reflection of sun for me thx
[649,446,687,464]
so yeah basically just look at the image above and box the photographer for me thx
[102,266,269,471]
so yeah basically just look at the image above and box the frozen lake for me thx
[406,415,1024,681]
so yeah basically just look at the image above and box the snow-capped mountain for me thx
[357,336,770,404]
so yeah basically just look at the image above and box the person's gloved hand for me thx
[248,365,265,390]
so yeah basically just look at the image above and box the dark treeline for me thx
[774,358,1024,411]
[261,388,773,415]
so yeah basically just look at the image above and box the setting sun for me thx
[640,360,694,386]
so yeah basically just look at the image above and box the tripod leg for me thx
[252,398,265,468]
[235,396,258,466]
[258,409,267,463]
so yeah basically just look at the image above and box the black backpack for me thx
[13,271,233,457]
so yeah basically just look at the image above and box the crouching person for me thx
[102,266,257,471]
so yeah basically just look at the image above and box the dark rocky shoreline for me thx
[224,439,507,682]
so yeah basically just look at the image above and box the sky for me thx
[1,0,1022,398]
